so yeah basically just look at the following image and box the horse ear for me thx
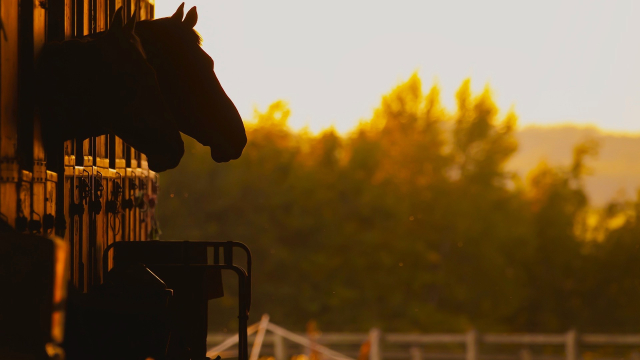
[110,6,124,32]
[183,6,198,29]
[123,9,137,34]
[171,2,185,22]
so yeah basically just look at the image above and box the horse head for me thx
[136,3,247,163]
[36,7,184,172]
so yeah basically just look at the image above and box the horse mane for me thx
[192,29,203,47]
[167,18,202,46]
[179,23,202,46]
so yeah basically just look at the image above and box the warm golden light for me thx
[156,0,640,338]
[156,0,640,134]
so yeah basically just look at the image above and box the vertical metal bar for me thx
[45,171,57,235]
[96,0,106,32]
[123,0,131,19]
[83,0,89,36]
[31,0,47,237]
[74,0,82,38]
[77,169,84,291]
[65,0,74,40]
[238,273,250,360]
[224,241,233,265]
[214,245,220,265]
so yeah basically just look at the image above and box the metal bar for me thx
[224,240,233,265]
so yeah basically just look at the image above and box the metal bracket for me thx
[0,158,19,182]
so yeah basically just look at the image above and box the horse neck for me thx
[50,40,103,87]
[135,20,182,67]
[37,39,109,144]
[134,20,158,47]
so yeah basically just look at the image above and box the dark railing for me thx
[103,240,252,360]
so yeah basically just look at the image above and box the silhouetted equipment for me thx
[0,223,68,359]
[1,0,250,359]
[103,240,252,360]
[64,262,173,360]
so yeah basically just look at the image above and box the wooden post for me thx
[249,314,271,360]
[369,328,381,360]
[519,348,532,360]
[410,346,422,360]
[274,333,286,360]
[566,329,578,360]
[466,330,478,360]
[0,0,20,227]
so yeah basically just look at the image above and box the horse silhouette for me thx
[36,7,184,173]
[135,3,247,163]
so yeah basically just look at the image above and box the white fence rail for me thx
[208,317,640,360]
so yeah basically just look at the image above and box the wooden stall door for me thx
[0,0,20,226]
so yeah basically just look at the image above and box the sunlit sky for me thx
[156,0,640,134]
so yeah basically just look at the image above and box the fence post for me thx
[410,346,422,360]
[369,328,381,360]
[566,329,578,360]
[274,333,286,360]
[519,348,532,360]
[466,330,478,360]
[249,314,271,360]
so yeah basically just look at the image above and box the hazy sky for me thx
[156,0,640,133]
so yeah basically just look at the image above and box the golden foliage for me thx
[160,73,640,333]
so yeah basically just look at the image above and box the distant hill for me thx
[508,125,640,206]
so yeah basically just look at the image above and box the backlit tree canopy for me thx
[159,74,640,333]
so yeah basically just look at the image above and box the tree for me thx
[158,73,629,333]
